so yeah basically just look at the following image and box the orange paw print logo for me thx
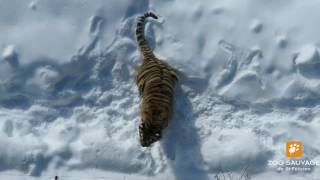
[286,141,303,158]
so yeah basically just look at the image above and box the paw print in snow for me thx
[289,143,300,154]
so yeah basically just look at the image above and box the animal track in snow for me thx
[214,40,265,102]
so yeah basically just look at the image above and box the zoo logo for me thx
[286,141,303,158]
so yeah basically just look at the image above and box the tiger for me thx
[135,12,178,147]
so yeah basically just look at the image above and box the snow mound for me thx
[295,45,320,66]
[250,19,263,33]
[294,44,320,78]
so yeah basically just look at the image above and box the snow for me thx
[1,0,320,179]
[29,1,37,11]
[1,45,17,61]
[295,45,320,66]
[249,19,263,33]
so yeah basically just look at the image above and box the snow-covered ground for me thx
[1,0,320,179]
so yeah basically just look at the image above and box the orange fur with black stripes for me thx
[135,12,178,147]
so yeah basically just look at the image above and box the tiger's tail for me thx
[136,12,158,58]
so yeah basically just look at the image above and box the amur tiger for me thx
[135,12,178,147]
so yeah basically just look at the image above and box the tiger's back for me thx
[135,12,178,147]
[136,58,177,128]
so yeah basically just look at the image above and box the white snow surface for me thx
[1,0,320,179]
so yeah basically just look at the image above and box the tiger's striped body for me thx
[135,12,178,147]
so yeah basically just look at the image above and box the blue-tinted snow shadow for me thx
[162,86,209,180]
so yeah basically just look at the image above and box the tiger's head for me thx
[139,123,162,147]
